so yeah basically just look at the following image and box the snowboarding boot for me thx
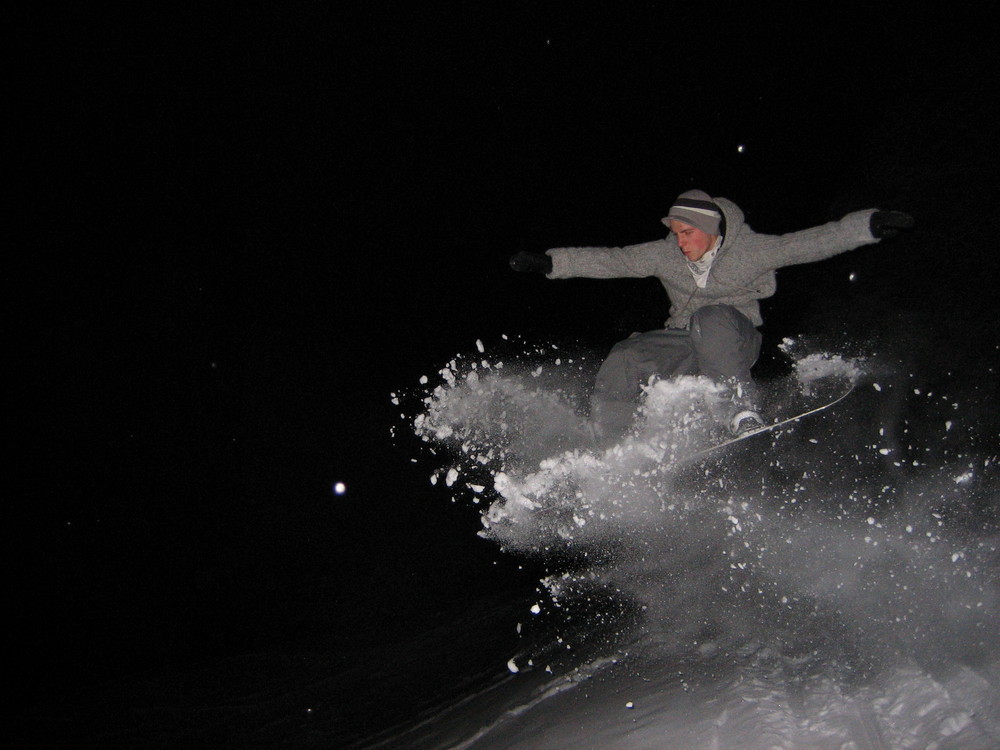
[729,409,765,436]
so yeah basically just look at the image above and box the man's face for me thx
[669,220,716,262]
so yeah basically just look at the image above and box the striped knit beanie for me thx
[663,190,723,236]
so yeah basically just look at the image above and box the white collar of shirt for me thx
[686,236,723,288]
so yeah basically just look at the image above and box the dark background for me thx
[12,1,998,726]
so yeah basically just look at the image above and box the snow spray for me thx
[397,335,1000,744]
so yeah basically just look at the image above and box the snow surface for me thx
[392,337,999,749]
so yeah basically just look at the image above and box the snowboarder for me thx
[510,189,913,441]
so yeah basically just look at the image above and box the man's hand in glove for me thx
[870,211,915,239]
[509,251,553,274]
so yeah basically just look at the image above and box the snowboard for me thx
[687,380,856,462]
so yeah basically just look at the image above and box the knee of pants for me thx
[603,337,646,367]
[594,336,658,400]
[689,305,736,343]
[594,346,636,390]
[689,305,761,371]
[690,305,737,348]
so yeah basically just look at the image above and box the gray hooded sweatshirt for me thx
[546,198,879,329]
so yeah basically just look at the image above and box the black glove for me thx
[509,251,553,274]
[870,210,914,239]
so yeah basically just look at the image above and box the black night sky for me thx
[13,5,1000,746]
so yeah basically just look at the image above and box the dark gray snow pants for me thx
[590,304,762,437]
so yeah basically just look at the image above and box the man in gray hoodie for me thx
[510,189,912,440]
